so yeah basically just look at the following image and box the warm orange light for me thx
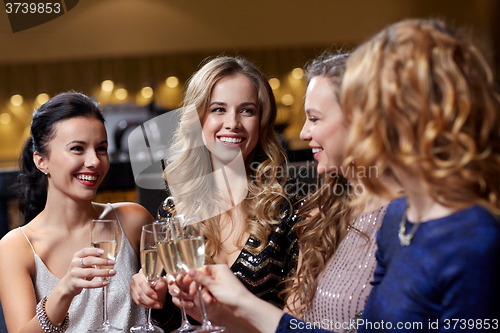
[269,78,280,90]
[36,93,50,105]
[166,76,179,88]
[101,80,114,92]
[115,88,128,100]
[0,113,11,125]
[10,94,23,106]
[141,87,154,99]
[282,94,294,106]
[292,68,304,80]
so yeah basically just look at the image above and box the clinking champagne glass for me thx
[153,218,199,333]
[130,224,165,333]
[176,216,225,333]
[89,219,123,333]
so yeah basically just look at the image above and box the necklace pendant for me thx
[398,230,412,246]
[398,209,420,246]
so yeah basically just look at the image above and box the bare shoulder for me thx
[92,202,153,224]
[0,227,31,257]
[111,202,154,223]
[0,226,35,279]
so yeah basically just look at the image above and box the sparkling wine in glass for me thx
[89,219,123,333]
[130,224,165,333]
[176,216,225,333]
[153,218,198,333]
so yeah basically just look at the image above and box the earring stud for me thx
[44,171,47,175]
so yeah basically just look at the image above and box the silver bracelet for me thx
[36,296,69,333]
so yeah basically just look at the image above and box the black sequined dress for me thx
[152,179,307,331]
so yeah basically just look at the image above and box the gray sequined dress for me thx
[302,205,387,333]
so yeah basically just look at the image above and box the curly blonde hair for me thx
[165,56,290,262]
[284,53,361,317]
[342,19,500,213]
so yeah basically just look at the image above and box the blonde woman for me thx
[182,19,500,333]
[169,53,400,332]
[284,53,395,331]
[130,56,306,331]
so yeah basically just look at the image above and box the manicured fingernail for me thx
[109,270,116,275]
[108,259,115,265]
[103,280,110,286]
[97,249,104,254]
[171,287,180,296]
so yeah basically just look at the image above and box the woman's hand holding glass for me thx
[181,265,283,333]
[167,271,229,327]
[58,247,116,297]
[129,269,167,310]
[170,265,250,312]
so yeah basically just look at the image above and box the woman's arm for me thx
[168,274,260,333]
[188,268,334,333]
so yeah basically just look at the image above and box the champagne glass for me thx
[176,216,225,333]
[153,218,199,333]
[130,224,165,333]
[89,219,123,333]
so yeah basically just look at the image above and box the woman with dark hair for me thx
[0,92,154,333]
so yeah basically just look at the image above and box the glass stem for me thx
[198,285,211,328]
[146,308,152,327]
[103,284,110,327]
[180,294,191,327]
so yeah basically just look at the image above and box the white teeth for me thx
[312,148,323,154]
[219,137,243,144]
[76,174,97,182]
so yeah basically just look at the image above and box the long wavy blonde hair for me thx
[342,19,500,213]
[165,56,290,262]
[284,53,361,317]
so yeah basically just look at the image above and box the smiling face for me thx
[35,116,110,201]
[202,73,260,163]
[300,76,348,175]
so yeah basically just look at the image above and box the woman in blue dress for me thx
[178,19,500,333]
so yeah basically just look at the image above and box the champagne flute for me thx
[176,216,225,333]
[153,218,199,333]
[89,219,123,333]
[130,224,165,333]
